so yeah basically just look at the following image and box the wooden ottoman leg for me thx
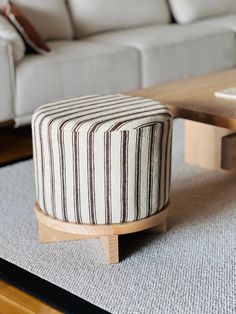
[185,120,233,172]
[100,235,119,264]
[147,218,167,234]
[154,220,167,233]
[38,222,95,243]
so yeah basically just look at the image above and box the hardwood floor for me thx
[0,280,61,314]
[0,126,32,166]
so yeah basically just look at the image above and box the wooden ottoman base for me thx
[35,203,168,264]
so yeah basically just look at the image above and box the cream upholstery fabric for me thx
[32,95,172,224]
[193,14,236,32]
[15,41,140,125]
[0,39,14,122]
[88,24,236,87]
[169,0,232,24]
[10,0,73,40]
[0,15,25,62]
[0,0,7,9]
[231,1,236,12]
[67,0,171,37]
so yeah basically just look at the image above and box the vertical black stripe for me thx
[48,127,56,217]
[62,131,68,221]
[38,121,47,213]
[151,125,159,215]
[104,132,112,224]
[165,120,172,204]
[120,131,129,223]
[87,132,96,224]
[157,122,164,211]
[32,121,40,207]
[57,129,68,221]
[147,125,155,216]
[162,120,170,209]
[73,132,82,223]
[134,128,142,221]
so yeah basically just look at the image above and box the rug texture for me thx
[0,119,235,314]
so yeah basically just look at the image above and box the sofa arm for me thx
[0,39,14,124]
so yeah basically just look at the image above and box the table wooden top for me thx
[126,69,236,130]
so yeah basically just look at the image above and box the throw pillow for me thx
[169,0,231,24]
[0,14,25,61]
[3,1,50,55]
[11,0,73,40]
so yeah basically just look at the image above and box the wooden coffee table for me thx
[126,68,236,173]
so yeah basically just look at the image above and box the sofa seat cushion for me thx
[67,0,171,37]
[88,24,236,87]
[7,0,73,40]
[15,40,140,125]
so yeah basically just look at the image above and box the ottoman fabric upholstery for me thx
[32,95,172,224]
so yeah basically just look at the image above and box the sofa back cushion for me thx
[169,0,233,24]
[1,0,73,40]
[67,0,171,37]
[230,1,236,12]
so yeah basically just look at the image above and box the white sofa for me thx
[1,0,236,126]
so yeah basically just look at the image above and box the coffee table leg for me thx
[184,120,235,172]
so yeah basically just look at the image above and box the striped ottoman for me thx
[32,94,173,263]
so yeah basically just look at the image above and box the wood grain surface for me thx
[126,69,236,130]
[0,280,61,314]
[35,203,168,236]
